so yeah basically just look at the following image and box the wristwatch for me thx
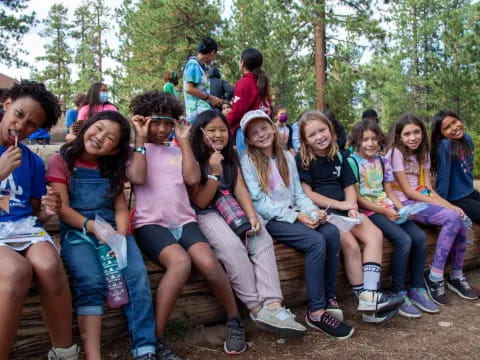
[207,174,220,181]
[82,218,91,235]
[134,147,146,155]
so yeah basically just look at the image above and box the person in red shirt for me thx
[227,48,272,157]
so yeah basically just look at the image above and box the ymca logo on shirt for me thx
[0,174,24,208]
[333,166,341,177]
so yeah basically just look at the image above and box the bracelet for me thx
[82,218,91,235]
[133,146,146,155]
[207,174,219,181]
[205,93,210,101]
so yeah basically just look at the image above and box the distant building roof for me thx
[0,73,19,89]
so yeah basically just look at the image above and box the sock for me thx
[450,269,464,280]
[429,267,443,282]
[309,311,323,321]
[352,284,363,298]
[363,263,381,291]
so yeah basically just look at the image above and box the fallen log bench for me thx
[10,145,480,358]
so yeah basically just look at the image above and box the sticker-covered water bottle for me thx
[98,244,129,307]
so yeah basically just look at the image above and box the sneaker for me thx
[305,311,354,339]
[224,317,247,355]
[424,269,448,305]
[408,288,439,313]
[357,290,404,312]
[398,295,422,319]
[251,306,307,337]
[362,308,399,324]
[446,276,479,300]
[48,345,79,360]
[156,337,182,360]
[136,354,156,360]
[326,297,344,321]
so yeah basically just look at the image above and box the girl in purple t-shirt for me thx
[387,113,477,306]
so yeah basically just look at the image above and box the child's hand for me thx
[247,215,261,236]
[298,212,319,229]
[208,151,224,175]
[314,209,328,224]
[208,95,223,108]
[41,187,62,216]
[0,146,22,180]
[174,118,191,140]
[451,205,465,218]
[130,115,151,139]
[348,209,359,219]
[383,207,400,221]
[338,200,358,211]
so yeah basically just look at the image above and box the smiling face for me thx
[147,116,174,145]
[400,123,423,152]
[0,96,46,146]
[245,118,276,153]
[441,115,464,140]
[83,119,121,158]
[202,116,229,151]
[303,120,333,156]
[358,129,380,159]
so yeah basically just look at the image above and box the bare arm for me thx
[126,115,150,185]
[114,191,129,236]
[184,82,222,107]
[175,119,200,186]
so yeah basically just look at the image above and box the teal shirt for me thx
[183,57,211,122]
[163,82,178,98]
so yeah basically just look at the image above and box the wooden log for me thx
[10,222,480,358]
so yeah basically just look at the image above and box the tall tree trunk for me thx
[314,0,326,110]
[97,10,102,74]
[412,4,420,111]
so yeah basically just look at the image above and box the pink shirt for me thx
[77,104,118,121]
[387,148,430,203]
[46,153,98,187]
[130,143,197,229]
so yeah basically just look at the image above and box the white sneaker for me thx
[357,290,404,312]
[251,306,307,337]
[48,344,79,360]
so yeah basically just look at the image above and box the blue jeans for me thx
[369,214,426,293]
[266,220,340,312]
[60,167,156,357]
[235,127,247,158]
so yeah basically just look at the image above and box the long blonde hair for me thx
[245,119,290,192]
[299,110,338,169]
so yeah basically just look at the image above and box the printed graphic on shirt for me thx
[0,174,24,208]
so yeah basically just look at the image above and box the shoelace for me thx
[226,319,245,340]
[275,307,295,321]
[458,277,473,290]
[321,312,340,328]
[418,288,431,300]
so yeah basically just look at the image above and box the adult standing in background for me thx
[227,48,272,157]
[208,66,234,101]
[163,71,179,98]
[183,38,222,123]
[77,82,117,121]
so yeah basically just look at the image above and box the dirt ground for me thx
[100,270,480,360]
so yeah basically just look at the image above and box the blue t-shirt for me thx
[435,133,474,201]
[28,128,50,140]
[0,144,46,222]
[65,108,78,130]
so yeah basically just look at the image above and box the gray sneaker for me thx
[398,296,422,319]
[251,306,307,337]
[224,317,246,355]
[362,308,399,324]
[408,288,439,313]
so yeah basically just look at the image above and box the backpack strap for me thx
[336,151,343,164]
[347,156,360,183]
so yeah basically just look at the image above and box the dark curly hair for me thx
[129,90,183,118]
[386,113,429,166]
[6,80,60,129]
[60,111,131,197]
[190,110,239,187]
[430,110,472,175]
[348,119,385,151]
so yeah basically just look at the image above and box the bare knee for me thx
[341,233,361,259]
[197,256,224,283]
[33,257,68,295]
[162,250,191,280]
[0,260,33,300]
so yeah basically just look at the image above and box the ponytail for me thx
[253,68,270,100]
[241,48,270,101]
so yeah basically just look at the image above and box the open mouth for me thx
[88,138,101,149]
[315,138,329,147]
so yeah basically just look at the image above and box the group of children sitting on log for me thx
[0,76,479,360]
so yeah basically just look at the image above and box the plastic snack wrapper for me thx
[0,216,44,240]
[327,213,363,232]
[394,203,428,224]
[93,214,128,270]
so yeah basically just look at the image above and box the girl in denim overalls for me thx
[47,111,157,360]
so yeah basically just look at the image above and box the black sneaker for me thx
[446,276,479,300]
[424,269,448,306]
[156,337,182,360]
[224,317,246,354]
[326,297,344,321]
[305,311,354,339]
[362,307,399,324]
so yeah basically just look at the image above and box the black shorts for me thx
[134,222,207,261]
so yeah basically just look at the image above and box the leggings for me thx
[405,201,467,274]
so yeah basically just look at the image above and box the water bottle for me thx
[97,245,130,308]
[464,216,474,245]
[215,189,251,238]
